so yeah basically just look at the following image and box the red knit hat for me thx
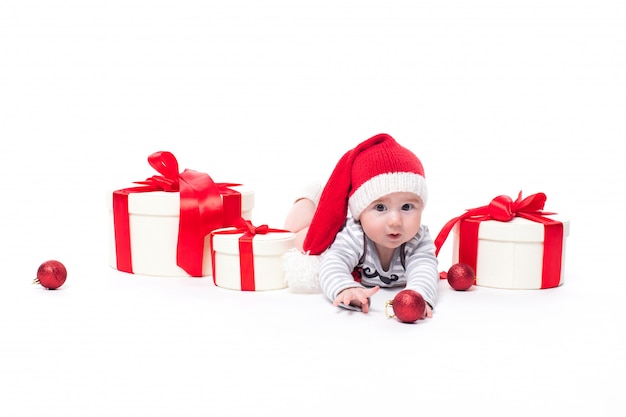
[284,133,428,291]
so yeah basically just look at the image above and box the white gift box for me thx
[109,185,254,277]
[452,216,570,289]
[210,227,296,291]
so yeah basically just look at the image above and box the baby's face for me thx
[359,192,423,251]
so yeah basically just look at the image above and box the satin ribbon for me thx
[210,218,290,291]
[434,192,564,289]
[112,151,241,277]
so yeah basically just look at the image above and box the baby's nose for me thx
[387,210,402,225]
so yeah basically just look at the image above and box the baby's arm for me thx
[404,226,440,312]
[319,220,368,308]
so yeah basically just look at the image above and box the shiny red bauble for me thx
[386,289,426,323]
[34,260,67,290]
[447,262,475,291]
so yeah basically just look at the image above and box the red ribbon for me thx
[112,151,242,277]
[434,192,564,289]
[210,218,290,291]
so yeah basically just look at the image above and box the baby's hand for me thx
[423,302,433,319]
[333,286,380,313]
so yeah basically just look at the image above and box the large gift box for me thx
[109,151,254,277]
[210,219,296,291]
[435,192,570,290]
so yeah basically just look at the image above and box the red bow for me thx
[210,218,290,291]
[113,151,241,277]
[434,192,564,289]
[435,191,554,254]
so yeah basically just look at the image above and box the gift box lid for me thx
[113,185,254,217]
[467,215,570,243]
[211,227,296,256]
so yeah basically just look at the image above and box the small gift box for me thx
[109,151,254,277]
[435,192,570,290]
[210,219,296,291]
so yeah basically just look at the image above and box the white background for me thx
[1,1,625,416]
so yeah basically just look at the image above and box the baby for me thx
[283,133,439,319]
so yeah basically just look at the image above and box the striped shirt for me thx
[319,218,439,310]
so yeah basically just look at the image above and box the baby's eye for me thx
[375,204,386,212]
[402,203,414,211]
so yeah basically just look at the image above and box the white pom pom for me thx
[282,248,322,293]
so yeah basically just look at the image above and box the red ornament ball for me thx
[386,289,426,323]
[34,260,67,290]
[447,262,475,291]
